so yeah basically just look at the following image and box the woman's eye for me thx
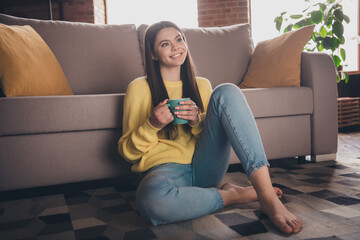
[177,37,183,43]
[161,42,169,47]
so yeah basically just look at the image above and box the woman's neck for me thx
[160,66,181,82]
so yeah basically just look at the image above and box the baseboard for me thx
[311,153,337,162]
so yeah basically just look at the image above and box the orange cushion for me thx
[239,25,315,88]
[0,23,73,97]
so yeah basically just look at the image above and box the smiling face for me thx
[152,27,188,70]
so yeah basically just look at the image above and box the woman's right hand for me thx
[149,99,174,129]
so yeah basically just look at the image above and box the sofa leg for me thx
[298,156,306,164]
[311,153,337,163]
[298,155,312,164]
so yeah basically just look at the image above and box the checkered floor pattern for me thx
[1,158,360,240]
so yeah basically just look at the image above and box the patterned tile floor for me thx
[1,157,360,240]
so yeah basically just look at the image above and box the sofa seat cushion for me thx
[0,13,145,95]
[242,86,313,118]
[0,94,124,136]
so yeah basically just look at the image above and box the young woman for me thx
[118,21,302,234]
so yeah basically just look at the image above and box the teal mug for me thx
[166,98,191,124]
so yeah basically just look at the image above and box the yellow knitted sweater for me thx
[118,76,212,173]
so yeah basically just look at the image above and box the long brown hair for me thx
[144,21,204,139]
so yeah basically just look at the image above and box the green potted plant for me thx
[274,0,350,83]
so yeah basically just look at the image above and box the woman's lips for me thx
[170,53,182,59]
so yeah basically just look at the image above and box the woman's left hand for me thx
[174,100,200,126]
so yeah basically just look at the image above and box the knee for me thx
[136,190,160,226]
[135,176,174,226]
[211,83,246,104]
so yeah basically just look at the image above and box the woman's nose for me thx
[172,42,179,51]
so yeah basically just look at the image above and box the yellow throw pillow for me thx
[239,25,315,88]
[0,23,73,97]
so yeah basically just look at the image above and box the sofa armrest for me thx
[301,52,338,158]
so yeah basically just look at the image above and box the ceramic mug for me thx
[166,98,191,124]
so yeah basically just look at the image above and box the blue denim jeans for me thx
[136,83,269,226]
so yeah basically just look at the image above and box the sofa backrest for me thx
[137,23,254,88]
[1,13,254,94]
[183,24,253,87]
[0,14,145,95]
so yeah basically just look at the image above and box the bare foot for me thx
[259,197,302,234]
[220,182,282,203]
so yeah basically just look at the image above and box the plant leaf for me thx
[345,72,349,83]
[333,21,344,38]
[332,38,340,51]
[317,42,324,51]
[340,48,346,61]
[338,36,345,44]
[333,55,341,67]
[323,37,339,51]
[325,16,333,26]
[343,14,350,23]
[307,46,316,52]
[319,3,326,12]
[274,16,283,31]
[319,26,327,38]
[311,10,323,24]
[284,24,293,33]
[334,9,344,22]
[323,37,333,50]
[290,14,303,19]
[305,17,314,25]
[294,19,306,28]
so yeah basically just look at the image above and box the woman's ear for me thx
[151,49,158,61]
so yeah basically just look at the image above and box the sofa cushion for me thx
[239,25,315,88]
[0,23,73,97]
[137,23,253,88]
[0,94,124,136]
[242,86,313,118]
[0,14,145,95]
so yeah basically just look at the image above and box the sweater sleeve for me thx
[118,78,160,163]
[191,77,213,137]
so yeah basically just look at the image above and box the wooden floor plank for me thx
[337,126,360,160]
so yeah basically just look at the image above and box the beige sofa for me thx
[0,14,338,191]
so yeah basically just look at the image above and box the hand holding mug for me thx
[172,99,200,125]
[149,99,174,129]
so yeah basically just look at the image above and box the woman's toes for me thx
[290,218,302,233]
[260,198,302,234]
[279,222,293,234]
